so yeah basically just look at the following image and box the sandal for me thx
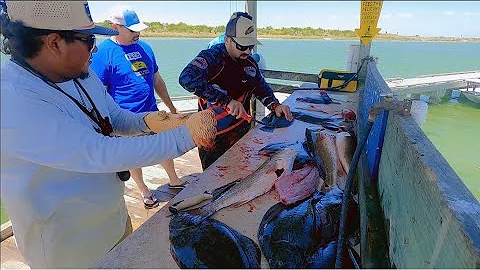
[168,181,188,190]
[143,194,160,209]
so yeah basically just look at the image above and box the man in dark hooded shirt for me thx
[179,12,293,170]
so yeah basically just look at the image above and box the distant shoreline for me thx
[137,32,480,43]
[95,21,479,42]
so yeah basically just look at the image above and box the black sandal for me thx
[168,182,188,190]
[143,195,160,209]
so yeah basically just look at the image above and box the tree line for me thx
[96,21,478,41]
[97,20,357,38]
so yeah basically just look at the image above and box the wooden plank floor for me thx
[0,148,203,269]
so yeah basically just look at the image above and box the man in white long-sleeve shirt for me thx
[0,1,215,268]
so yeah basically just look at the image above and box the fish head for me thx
[271,147,297,175]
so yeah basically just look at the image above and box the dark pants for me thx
[198,122,251,170]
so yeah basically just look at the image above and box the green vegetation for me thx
[1,201,8,224]
[97,20,480,42]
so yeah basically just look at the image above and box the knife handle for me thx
[169,193,213,213]
[225,107,253,123]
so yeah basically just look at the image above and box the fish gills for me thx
[196,147,297,223]
[335,131,356,174]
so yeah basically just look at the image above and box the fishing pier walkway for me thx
[385,70,480,102]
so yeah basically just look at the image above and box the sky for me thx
[88,1,480,38]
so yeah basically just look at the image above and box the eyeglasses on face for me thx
[228,36,255,51]
[72,35,96,52]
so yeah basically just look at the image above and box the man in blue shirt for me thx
[91,5,185,209]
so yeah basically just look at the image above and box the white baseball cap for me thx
[109,5,148,32]
[5,1,118,36]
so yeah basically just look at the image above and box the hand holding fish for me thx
[185,110,217,149]
[274,104,293,121]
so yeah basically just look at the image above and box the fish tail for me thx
[191,207,216,226]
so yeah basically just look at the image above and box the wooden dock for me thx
[385,71,480,102]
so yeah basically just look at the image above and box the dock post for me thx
[358,43,371,81]
[246,0,263,124]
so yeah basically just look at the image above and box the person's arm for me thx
[178,49,232,107]
[2,97,195,173]
[153,72,178,114]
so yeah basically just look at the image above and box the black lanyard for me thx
[11,58,113,136]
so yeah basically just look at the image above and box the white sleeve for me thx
[103,88,152,136]
[1,98,195,173]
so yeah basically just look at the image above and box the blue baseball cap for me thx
[5,1,118,36]
[109,5,148,32]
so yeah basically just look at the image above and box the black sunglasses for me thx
[72,35,96,52]
[228,36,255,51]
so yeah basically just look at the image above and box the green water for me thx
[1,39,479,222]
[422,101,480,199]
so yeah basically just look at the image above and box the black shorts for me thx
[198,122,251,170]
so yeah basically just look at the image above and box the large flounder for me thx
[169,212,261,268]
[258,187,360,268]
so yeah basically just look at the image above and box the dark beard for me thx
[235,56,249,64]
[78,72,90,80]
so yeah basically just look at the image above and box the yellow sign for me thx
[355,1,383,45]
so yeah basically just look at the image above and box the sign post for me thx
[355,1,383,45]
[356,1,383,80]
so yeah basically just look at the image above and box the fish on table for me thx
[257,187,360,269]
[292,111,345,132]
[336,131,356,175]
[274,163,322,206]
[258,113,294,132]
[189,147,297,225]
[169,212,261,268]
[305,127,357,191]
[306,128,339,189]
[258,141,311,168]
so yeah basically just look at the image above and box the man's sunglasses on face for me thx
[228,36,255,51]
[73,35,96,52]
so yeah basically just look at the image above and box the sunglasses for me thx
[73,35,96,52]
[228,36,255,51]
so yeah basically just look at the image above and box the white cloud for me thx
[443,11,456,16]
[329,15,338,20]
[397,12,413,18]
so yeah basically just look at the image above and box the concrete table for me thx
[95,90,358,268]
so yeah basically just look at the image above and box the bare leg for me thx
[160,159,183,186]
[130,168,153,199]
